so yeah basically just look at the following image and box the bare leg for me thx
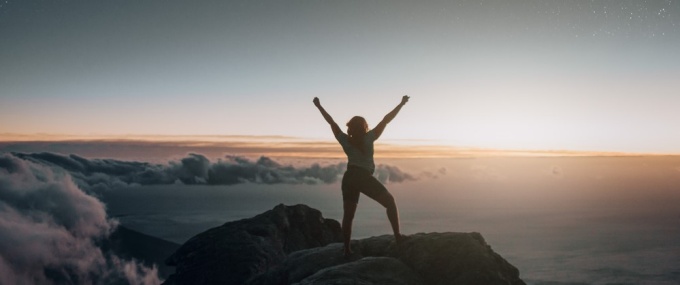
[372,191,404,242]
[342,200,358,256]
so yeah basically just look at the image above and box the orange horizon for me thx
[2,133,677,158]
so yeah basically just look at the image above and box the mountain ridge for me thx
[161,204,525,285]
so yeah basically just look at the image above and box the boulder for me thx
[164,204,525,285]
[162,204,342,285]
[294,257,424,285]
[247,233,524,285]
[390,232,523,285]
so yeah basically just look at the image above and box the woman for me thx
[313,95,410,256]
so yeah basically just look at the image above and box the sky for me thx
[1,0,679,153]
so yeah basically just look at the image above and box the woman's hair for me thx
[346,116,369,153]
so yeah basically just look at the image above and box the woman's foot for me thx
[395,234,409,245]
[344,247,354,258]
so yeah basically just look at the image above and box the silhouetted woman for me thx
[313,95,409,256]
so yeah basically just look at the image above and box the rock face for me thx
[163,204,342,285]
[294,256,424,285]
[164,204,526,285]
[248,233,525,285]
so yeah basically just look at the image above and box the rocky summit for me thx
[162,204,525,285]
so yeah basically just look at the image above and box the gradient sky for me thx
[1,0,679,153]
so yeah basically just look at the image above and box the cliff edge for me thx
[162,204,525,285]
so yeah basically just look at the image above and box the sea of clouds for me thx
[0,153,160,285]
[12,152,420,191]
[0,151,423,284]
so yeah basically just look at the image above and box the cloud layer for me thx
[0,153,160,285]
[13,152,418,191]
[0,152,421,284]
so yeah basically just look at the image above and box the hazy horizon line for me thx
[1,133,677,158]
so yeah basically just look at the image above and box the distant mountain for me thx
[102,225,181,279]
[161,204,525,285]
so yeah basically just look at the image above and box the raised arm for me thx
[313,97,342,136]
[373,95,409,140]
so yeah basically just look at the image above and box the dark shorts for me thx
[341,165,389,204]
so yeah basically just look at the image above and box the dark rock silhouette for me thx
[163,204,342,285]
[293,256,424,285]
[163,204,525,285]
[248,233,524,285]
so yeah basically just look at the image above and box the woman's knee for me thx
[379,192,396,209]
